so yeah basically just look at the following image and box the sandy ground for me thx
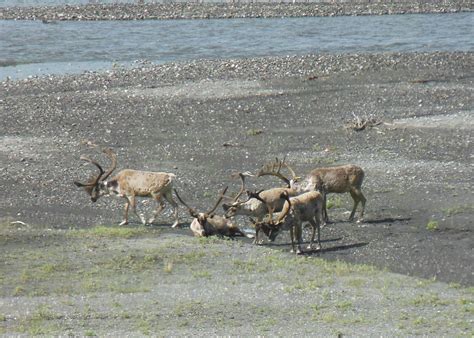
[0,52,473,335]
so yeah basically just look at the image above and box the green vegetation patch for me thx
[442,204,474,217]
[100,253,162,272]
[246,128,264,136]
[326,195,344,209]
[70,225,151,238]
[1,226,473,336]
[312,158,337,165]
[426,220,439,231]
[410,293,451,307]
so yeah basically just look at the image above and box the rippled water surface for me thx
[0,12,472,79]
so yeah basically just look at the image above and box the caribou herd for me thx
[74,148,366,254]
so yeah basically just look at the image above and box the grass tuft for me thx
[326,195,343,209]
[442,204,474,216]
[70,226,149,238]
[246,128,264,136]
[426,220,438,231]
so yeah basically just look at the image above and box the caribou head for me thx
[73,148,117,202]
[249,191,292,242]
[174,187,228,237]
[222,171,255,217]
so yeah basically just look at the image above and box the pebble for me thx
[0,2,471,21]
[1,52,472,96]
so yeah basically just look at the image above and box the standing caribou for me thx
[222,171,298,244]
[250,190,324,254]
[257,158,366,223]
[74,148,180,227]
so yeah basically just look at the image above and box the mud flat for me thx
[0,52,473,334]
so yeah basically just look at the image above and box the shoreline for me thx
[2,51,472,92]
[0,1,471,21]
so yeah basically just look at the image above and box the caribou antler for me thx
[101,147,117,181]
[256,157,292,187]
[74,155,104,187]
[207,186,229,216]
[229,171,254,202]
[281,162,300,183]
[174,187,228,219]
[174,189,199,218]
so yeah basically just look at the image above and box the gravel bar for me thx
[1,51,473,285]
[2,52,471,95]
[0,1,471,21]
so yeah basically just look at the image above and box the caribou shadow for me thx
[265,237,343,248]
[364,217,411,224]
[305,241,369,255]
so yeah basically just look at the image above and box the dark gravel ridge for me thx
[0,1,471,21]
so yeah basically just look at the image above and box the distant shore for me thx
[0,1,471,21]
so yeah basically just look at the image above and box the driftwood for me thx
[345,112,382,131]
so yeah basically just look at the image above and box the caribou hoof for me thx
[119,220,128,226]
[291,248,303,254]
[171,222,180,228]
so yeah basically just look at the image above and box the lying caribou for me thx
[257,158,366,223]
[174,187,250,238]
[74,148,179,227]
[250,190,324,254]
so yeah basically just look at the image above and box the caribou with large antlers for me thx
[222,171,298,244]
[174,187,249,238]
[222,172,272,222]
[74,148,179,227]
[250,190,324,254]
[257,158,366,223]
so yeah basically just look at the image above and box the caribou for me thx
[250,190,324,254]
[174,187,250,238]
[257,158,366,223]
[74,148,179,227]
[222,171,299,244]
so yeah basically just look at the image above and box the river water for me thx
[0,12,472,80]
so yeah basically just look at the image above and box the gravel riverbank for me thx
[0,1,471,21]
[1,51,473,287]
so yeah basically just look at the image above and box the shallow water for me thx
[1,12,472,80]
